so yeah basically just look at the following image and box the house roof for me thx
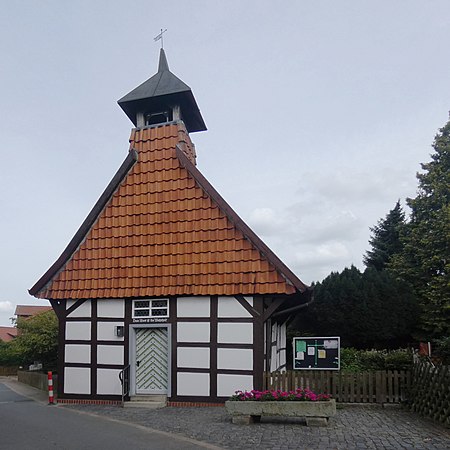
[0,327,17,342]
[14,305,52,317]
[30,122,308,300]
[118,49,207,133]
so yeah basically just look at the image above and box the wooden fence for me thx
[0,366,18,376]
[263,370,411,404]
[408,362,449,428]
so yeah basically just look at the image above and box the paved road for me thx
[0,380,218,450]
[2,378,449,449]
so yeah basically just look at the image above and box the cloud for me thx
[248,207,287,236]
[244,166,404,283]
[0,301,13,312]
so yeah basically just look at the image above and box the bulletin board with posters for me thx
[293,337,340,370]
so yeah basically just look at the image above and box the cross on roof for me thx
[154,28,167,49]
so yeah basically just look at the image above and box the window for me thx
[132,299,169,318]
[145,110,172,126]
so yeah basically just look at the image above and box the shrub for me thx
[434,337,450,364]
[340,348,413,372]
[0,341,21,366]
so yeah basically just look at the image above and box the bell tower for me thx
[118,49,207,133]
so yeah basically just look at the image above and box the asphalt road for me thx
[0,381,218,450]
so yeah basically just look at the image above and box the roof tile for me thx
[34,122,305,299]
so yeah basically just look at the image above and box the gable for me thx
[31,122,307,299]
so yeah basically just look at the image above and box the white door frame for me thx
[129,324,172,396]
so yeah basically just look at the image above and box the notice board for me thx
[293,337,340,370]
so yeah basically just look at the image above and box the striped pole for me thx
[48,371,54,405]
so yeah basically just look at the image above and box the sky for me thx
[1,1,449,326]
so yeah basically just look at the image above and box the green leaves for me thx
[13,310,58,370]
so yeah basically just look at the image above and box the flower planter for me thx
[225,399,336,426]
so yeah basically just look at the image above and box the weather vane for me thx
[154,28,167,49]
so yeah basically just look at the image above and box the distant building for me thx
[0,327,17,342]
[0,306,52,342]
[15,305,52,321]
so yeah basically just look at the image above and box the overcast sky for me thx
[1,1,449,326]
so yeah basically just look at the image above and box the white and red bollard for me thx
[48,371,54,405]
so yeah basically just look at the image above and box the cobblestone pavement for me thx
[64,404,450,450]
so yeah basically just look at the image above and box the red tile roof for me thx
[31,122,308,299]
[0,327,17,342]
[15,305,52,318]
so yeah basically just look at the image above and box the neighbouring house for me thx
[0,305,52,342]
[30,49,311,404]
[15,305,52,322]
[0,327,17,342]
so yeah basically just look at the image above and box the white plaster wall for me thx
[97,345,124,365]
[177,297,210,318]
[217,348,253,370]
[64,367,90,394]
[177,322,210,343]
[270,321,287,372]
[66,300,76,310]
[66,301,91,318]
[217,323,253,344]
[98,299,124,318]
[64,344,91,364]
[218,296,253,318]
[270,322,279,372]
[177,372,209,396]
[279,321,287,371]
[264,324,267,371]
[177,347,210,369]
[96,368,122,395]
[97,322,124,341]
[217,374,253,397]
[65,322,91,341]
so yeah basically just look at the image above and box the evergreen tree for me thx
[390,119,450,340]
[364,201,406,271]
[292,266,418,348]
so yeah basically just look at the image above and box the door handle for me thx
[136,360,140,367]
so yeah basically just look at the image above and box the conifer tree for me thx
[390,119,450,339]
[364,201,406,271]
[292,266,418,348]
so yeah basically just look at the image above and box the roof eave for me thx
[29,149,139,298]
[175,145,309,294]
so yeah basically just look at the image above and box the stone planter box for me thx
[225,399,336,426]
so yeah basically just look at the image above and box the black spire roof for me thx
[118,49,207,133]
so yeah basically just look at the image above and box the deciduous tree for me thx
[14,309,58,369]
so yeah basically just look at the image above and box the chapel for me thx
[30,49,311,404]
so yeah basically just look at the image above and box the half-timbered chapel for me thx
[30,49,311,404]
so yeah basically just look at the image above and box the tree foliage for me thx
[13,310,58,369]
[389,119,450,340]
[0,340,21,366]
[364,200,406,271]
[292,266,419,348]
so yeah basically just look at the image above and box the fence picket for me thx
[263,369,414,405]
